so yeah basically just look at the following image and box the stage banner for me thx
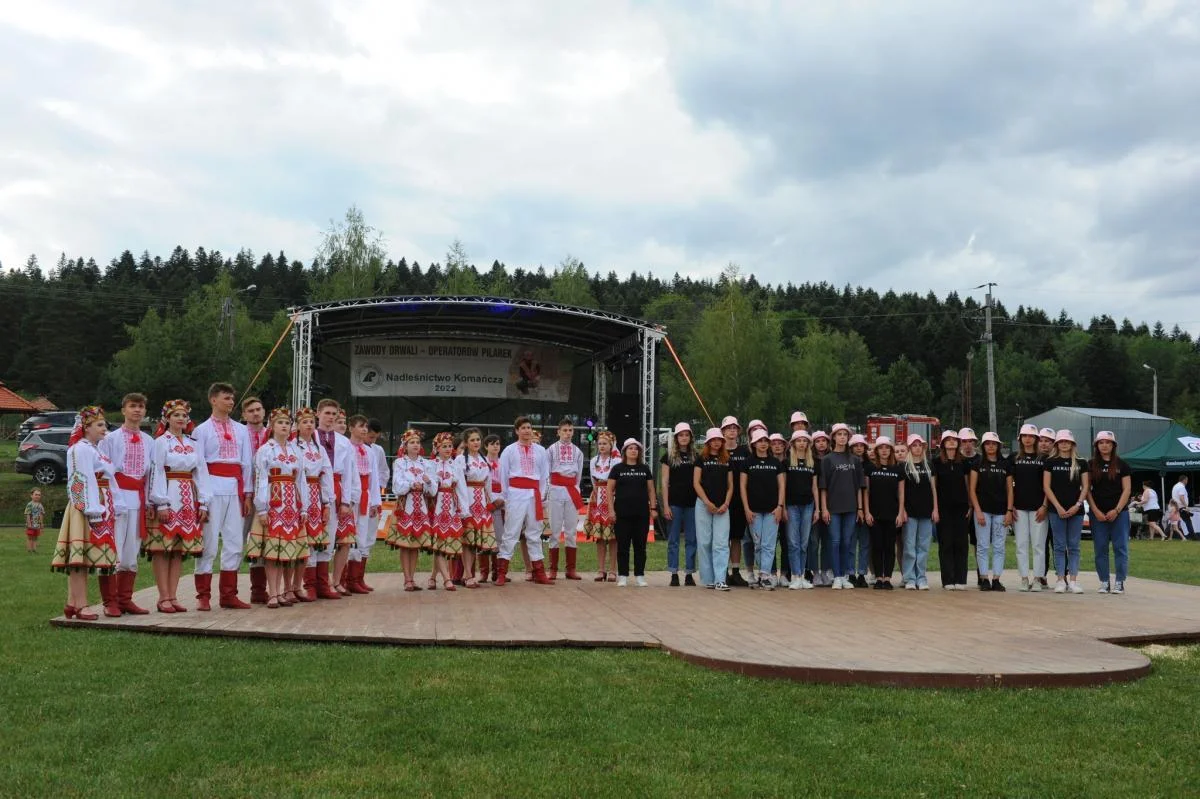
[350,339,571,401]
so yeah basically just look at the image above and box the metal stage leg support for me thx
[291,311,313,411]
[593,360,607,429]
[640,330,657,463]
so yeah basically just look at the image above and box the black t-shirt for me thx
[694,456,732,506]
[1090,457,1132,513]
[742,454,785,513]
[660,452,697,508]
[972,457,1011,515]
[1009,454,1046,511]
[608,461,654,517]
[728,444,750,476]
[904,461,935,518]
[933,457,970,510]
[865,462,904,522]
[785,459,816,506]
[1044,456,1087,508]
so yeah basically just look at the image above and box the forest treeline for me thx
[3,209,1197,439]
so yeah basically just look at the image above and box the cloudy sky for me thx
[2,0,1198,331]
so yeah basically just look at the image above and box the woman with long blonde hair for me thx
[1042,430,1089,594]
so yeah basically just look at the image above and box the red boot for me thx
[249,565,268,604]
[194,573,213,611]
[346,561,370,595]
[531,560,554,585]
[565,547,582,580]
[218,570,251,609]
[117,571,150,614]
[494,557,510,586]
[98,574,122,617]
[490,556,499,583]
[302,566,319,601]
[548,548,560,580]
[315,561,341,599]
[477,554,491,584]
[359,558,375,592]
[450,557,465,586]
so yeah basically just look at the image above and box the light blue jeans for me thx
[748,512,780,577]
[1049,513,1083,577]
[902,516,934,586]
[785,503,814,577]
[695,501,730,587]
[974,512,1007,575]
[828,511,857,578]
[1092,509,1130,585]
[666,505,697,574]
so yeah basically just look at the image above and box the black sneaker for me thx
[804,569,814,583]
[856,574,868,589]
[882,581,894,590]
[979,580,992,591]
[991,578,1006,592]
[684,573,696,586]
[1038,577,1049,588]
[872,579,884,590]
[728,569,748,587]
[669,574,680,587]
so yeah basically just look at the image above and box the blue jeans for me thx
[827,511,856,578]
[748,512,780,576]
[695,501,730,587]
[666,505,697,574]
[902,517,933,586]
[1048,513,1083,577]
[974,512,1007,575]
[1092,509,1130,585]
[785,503,814,577]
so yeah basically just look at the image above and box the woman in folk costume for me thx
[146,400,211,612]
[587,430,619,581]
[428,431,468,590]
[52,407,119,620]
[293,407,332,602]
[246,407,306,607]
[459,427,497,585]
[387,429,435,591]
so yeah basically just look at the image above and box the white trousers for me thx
[114,510,141,572]
[547,496,578,549]
[498,495,544,562]
[1013,509,1048,579]
[197,494,245,574]
[350,513,378,561]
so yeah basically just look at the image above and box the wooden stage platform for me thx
[50,572,1200,688]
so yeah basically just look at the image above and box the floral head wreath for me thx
[154,399,192,438]
[335,408,347,421]
[69,405,105,446]
[269,406,293,424]
[597,429,616,444]
[433,431,456,451]
[294,406,316,422]
[399,428,422,451]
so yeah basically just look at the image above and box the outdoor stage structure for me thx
[289,296,666,457]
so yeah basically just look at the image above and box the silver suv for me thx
[15,428,71,485]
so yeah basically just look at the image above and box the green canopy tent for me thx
[1121,423,1200,525]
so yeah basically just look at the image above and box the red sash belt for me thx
[437,486,455,493]
[359,473,370,515]
[96,476,110,488]
[466,480,487,487]
[550,472,585,513]
[508,477,544,521]
[207,462,244,498]
[115,472,148,539]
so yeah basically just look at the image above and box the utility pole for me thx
[974,283,998,433]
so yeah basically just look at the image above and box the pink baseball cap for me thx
[812,430,829,441]
[981,432,1001,445]
[747,419,767,433]
[849,433,867,447]
[622,438,642,452]
[1039,427,1056,440]
[831,422,851,435]
[790,429,812,443]
[1019,423,1039,437]
[1054,429,1075,444]
[704,427,723,444]
[874,436,893,448]
[673,422,692,436]
[790,411,809,426]
[907,433,926,447]
[769,432,786,444]
[958,427,978,441]
[940,429,960,444]
[749,429,768,445]
[720,416,740,430]
[1095,430,1117,444]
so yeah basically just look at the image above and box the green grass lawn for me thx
[1,532,1198,798]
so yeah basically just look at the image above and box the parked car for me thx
[15,428,71,485]
[18,412,78,441]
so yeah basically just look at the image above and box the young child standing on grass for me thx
[25,488,46,553]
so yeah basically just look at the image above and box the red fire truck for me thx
[865,414,941,446]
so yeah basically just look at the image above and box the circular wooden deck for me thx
[50,572,1200,688]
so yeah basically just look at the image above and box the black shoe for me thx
[979,580,992,591]
[804,569,814,582]
[977,575,986,588]
[727,570,748,587]
[856,575,869,589]
[684,573,696,586]
[1038,577,1048,587]
[669,573,680,587]
[872,579,884,590]
[882,581,894,590]
[991,578,1006,592]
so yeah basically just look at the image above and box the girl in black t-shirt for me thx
[933,430,971,590]
[1042,430,1089,593]
[740,430,786,590]
[1010,424,1049,591]
[968,432,1013,592]
[901,434,939,590]
[783,430,818,590]
[720,416,750,587]
[846,434,871,587]
[864,437,904,589]
[693,427,734,590]
[660,423,698,587]
[606,438,657,587]
[1087,431,1132,594]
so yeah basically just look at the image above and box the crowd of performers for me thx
[51,386,1139,620]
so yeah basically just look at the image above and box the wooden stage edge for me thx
[49,572,1200,690]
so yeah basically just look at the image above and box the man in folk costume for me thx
[305,399,358,600]
[192,382,254,610]
[496,416,553,585]
[344,414,382,594]
[96,392,153,616]
[240,396,270,603]
[545,417,585,580]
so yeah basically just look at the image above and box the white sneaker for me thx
[1030,580,1043,593]
[1113,581,1125,595]
[714,581,730,591]
[635,576,647,587]
[904,583,917,590]
[917,582,930,591]
[1054,580,1066,594]
[617,576,628,587]
[1020,577,1031,592]
[788,576,802,590]
[831,577,844,590]
[1069,581,1084,594]
[866,571,875,583]
[1097,582,1110,594]
[801,578,814,589]
[842,576,854,589]
[823,569,834,585]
